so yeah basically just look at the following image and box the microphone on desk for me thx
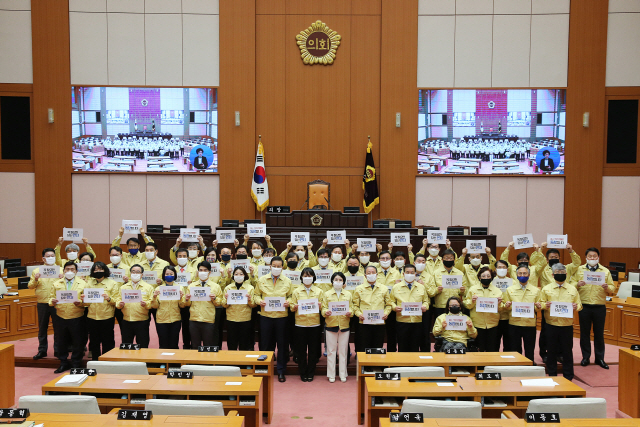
[299,197,310,210]
[324,197,333,210]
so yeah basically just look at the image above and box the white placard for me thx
[40,265,60,279]
[547,234,568,249]
[283,270,301,285]
[141,271,157,285]
[390,233,410,247]
[493,277,512,292]
[83,288,104,303]
[190,286,211,301]
[227,289,248,305]
[121,289,142,303]
[427,230,447,244]
[315,269,333,284]
[110,268,125,283]
[327,230,346,245]
[511,302,535,318]
[549,301,573,318]
[180,228,199,243]
[441,275,463,289]
[445,315,467,331]
[247,224,266,237]
[231,259,250,273]
[363,309,384,324]
[345,275,363,291]
[466,239,486,254]
[216,230,236,244]
[584,271,606,286]
[265,297,286,311]
[258,265,271,277]
[401,302,422,316]
[291,232,310,246]
[56,290,78,303]
[63,227,83,242]
[176,272,191,285]
[328,300,349,315]
[298,298,319,315]
[209,263,222,277]
[77,261,93,277]
[357,238,376,252]
[122,220,142,234]
[161,286,180,301]
[476,297,498,313]
[513,233,534,250]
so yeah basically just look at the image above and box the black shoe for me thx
[542,356,547,364]
[33,351,47,360]
[278,374,286,382]
[595,359,609,369]
[307,375,314,382]
[300,375,307,382]
[54,363,70,374]
[580,358,590,366]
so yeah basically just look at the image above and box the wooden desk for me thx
[27,413,245,427]
[619,348,640,417]
[365,376,585,427]
[356,351,532,424]
[42,374,262,427]
[380,419,640,427]
[0,288,47,343]
[0,344,14,406]
[99,348,274,423]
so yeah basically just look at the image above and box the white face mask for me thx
[318,257,330,267]
[428,248,440,257]
[188,250,198,259]
[380,260,391,269]
[366,274,378,283]
[110,255,122,265]
[496,268,508,278]
[234,275,245,284]
[359,255,370,265]
[198,271,209,281]
[470,258,481,266]
[271,267,282,276]
[131,273,141,282]
[404,273,415,283]
[252,249,262,258]
[64,271,76,280]
[333,281,344,291]
[295,251,306,259]
[145,251,155,260]
[67,252,78,261]
[415,263,426,272]
[263,257,273,265]
[177,257,188,267]
[302,276,314,285]
[331,253,342,263]
[45,256,56,265]
[587,259,599,266]
[395,260,405,269]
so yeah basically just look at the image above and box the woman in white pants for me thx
[322,272,354,383]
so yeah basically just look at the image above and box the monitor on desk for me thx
[344,207,360,213]
[244,219,261,225]
[610,262,626,273]
[632,285,640,299]
[7,266,26,278]
[373,220,389,228]
[4,258,21,268]
[169,225,187,233]
[395,220,412,228]
[471,227,488,235]
[194,225,212,234]
[147,225,164,233]
[18,277,29,289]
[447,226,466,236]
[222,220,239,227]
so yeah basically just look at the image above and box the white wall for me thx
[0,0,32,83]
[0,172,35,243]
[606,1,640,86]
[601,176,640,247]
[417,0,570,88]
[415,176,565,247]
[69,0,219,86]
[72,173,220,244]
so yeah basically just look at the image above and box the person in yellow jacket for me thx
[114,264,154,348]
[433,296,478,352]
[501,264,540,362]
[151,266,186,349]
[376,250,401,352]
[492,260,514,352]
[318,238,352,273]
[323,272,353,383]
[431,249,468,319]
[290,268,326,382]
[350,242,382,275]
[49,262,86,373]
[415,238,457,277]
[413,253,437,352]
[169,235,205,270]
[83,262,119,360]
[390,265,430,352]
[456,246,497,288]
[352,265,392,352]
[537,262,582,381]
[28,247,63,360]
[108,246,129,273]
[222,266,256,351]
[54,236,96,267]
[140,242,170,281]
[463,267,503,352]
[312,249,336,292]
[570,247,616,369]
[111,227,154,267]
[280,240,318,271]
[184,261,223,349]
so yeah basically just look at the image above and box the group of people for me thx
[26,229,615,384]
[102,136,186,159]
[448,138,531,161]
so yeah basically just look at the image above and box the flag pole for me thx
[368,135,372,228]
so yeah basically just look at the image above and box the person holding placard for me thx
[351,242,381,274]
[538,263,582,380]
[499,242,541,287]
[169,235,205,270]
[111,227,154,267]
[352,265,392,353]
[253,256,293,382]
[413,253,437,352]
[55,236,96,267]
[49,262,87,373]
[433,296,478,352]
[463,267,502,352]
[416,238,457,277]
[249,240,268,267]
[114,264,154,348]
[221,266,256,351]
[28,248,63,360]
[279,240,317,270]
[501,264,540,362]
[456,246,496,289]
[184,261,223,349]
[323,271,353,383]
[375,250,401,352]
[290,268,325,382]
[312,248,336,294]
[570,247,615,369]
[390,265,430,352]
[84,262,119,360]
[431,249,468,319]
[140,242,170,281]
[318,238,351,273]
[493,260,513,351]
[150,266,185,349]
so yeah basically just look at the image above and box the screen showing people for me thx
[417,89,566,175]
[71,86,218,173]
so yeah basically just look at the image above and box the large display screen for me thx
[72,87,218,173]
[418,89,566,175]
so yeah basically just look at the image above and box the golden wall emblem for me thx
[311,214,323,226]
[296,20,341,65]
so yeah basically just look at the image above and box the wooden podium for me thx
[265,210,368,228]
[619,348,640,417]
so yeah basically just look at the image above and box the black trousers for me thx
[54,316,86,366]
[214,307,226,348]
[294,325,321,377]
[87,317,115,360]
[496,318,510,351]
[475,327,499,352]
[36,302,58,354]
[356,324,386,352]
[539,315,548,358]
[259,316,289,374]
[508,324,537,362]
[385,311,397,352]
[156,321,181,349]
[546,324,574,380]
[419,310,431,352]
[227,320,254,351]
[120,319,150,348]
[190,321,216,348]
[579,304,607,361]
[180,306,191,349]
[396,322,421,352]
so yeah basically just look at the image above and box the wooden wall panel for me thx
[285,0,351,15]
[256,0,285,14]
[0,244,36,264]
[266,175,287,207]
[352,0,382,15]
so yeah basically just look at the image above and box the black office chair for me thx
[434,336,478,352]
